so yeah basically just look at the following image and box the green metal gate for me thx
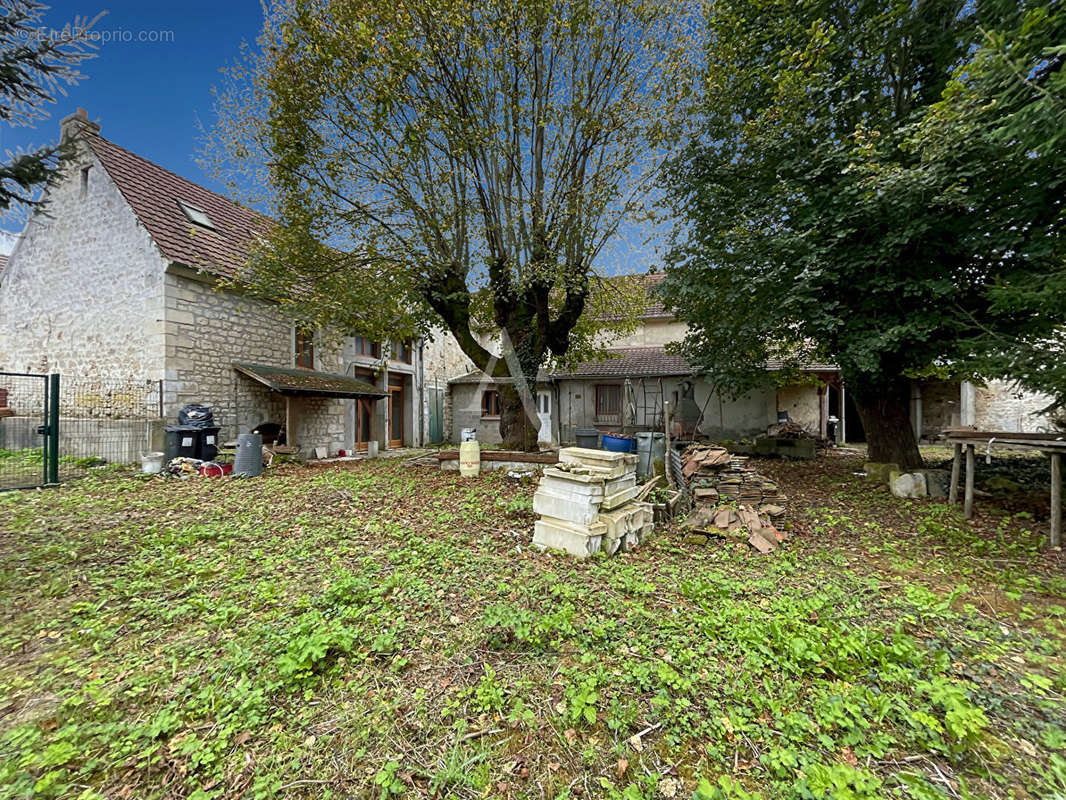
[0,371,59,490]
[427,386,444,445]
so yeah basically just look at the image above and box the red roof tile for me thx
[85,134,272,279]
[636,272,670,318]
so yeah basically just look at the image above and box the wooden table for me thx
[944,429,1064,547]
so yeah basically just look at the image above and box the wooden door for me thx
[388,385,404,447]
[354,398,374,451]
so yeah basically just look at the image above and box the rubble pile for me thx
[532,447,653,559]
[680,445,791,553]
[765,420,812,439]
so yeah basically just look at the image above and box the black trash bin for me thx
[165,426,201,461]
[196,427,221,462]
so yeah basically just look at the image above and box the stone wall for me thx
[917,380,962,439]
[606,318,689,348]
[164,271,352,456]
[450,380,506,445]
[423,328,474,445]
[974,379,1057,432]
[0,140,166,383]
[775,383,823,434]
[918,379,1056,437]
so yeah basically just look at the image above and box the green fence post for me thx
[41,375,49,487]
[47,373,59,485]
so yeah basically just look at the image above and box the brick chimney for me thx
[59,108,100,142]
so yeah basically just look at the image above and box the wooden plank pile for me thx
[680,446,791,553]
[531,447,653,559]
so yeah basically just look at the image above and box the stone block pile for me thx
[681,445,791,553]
[532,447,653,558]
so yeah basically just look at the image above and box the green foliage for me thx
[902,3,1066,410]
[0,1,98,214]
[661,0,1066,458]
[0,457,1062,796]
[207,0,698,427]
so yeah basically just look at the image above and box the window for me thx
[595,385,621,419]
[80,166,90,199]
[295,329,314,368]
[177,199,216,230]
[391,339,412,363]
[354,336,380,358]
[481,389,501,418]
[538,392,551,415]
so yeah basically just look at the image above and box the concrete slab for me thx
[532,518,606,558]
[533,489,602,525]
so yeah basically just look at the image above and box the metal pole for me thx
[664,400,672,486]
[47,373,60,485]
[1051,452,1062,548]
[840,384,847,444]
[948,442,962,505]
[964,443,975,520]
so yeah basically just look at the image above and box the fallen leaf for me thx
[616,758,629,778]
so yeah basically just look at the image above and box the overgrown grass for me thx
[0,457,1063,799]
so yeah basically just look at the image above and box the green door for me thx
[427,387,444,444]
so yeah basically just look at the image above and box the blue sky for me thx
[0,0,265,238]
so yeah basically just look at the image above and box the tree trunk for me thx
[498,383,539,451]
[852,378,923,470]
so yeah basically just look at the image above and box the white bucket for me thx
[458,440,480,477]
[141,451,165,474]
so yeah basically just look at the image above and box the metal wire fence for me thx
[0,373,163,490]
[0,372,48,490]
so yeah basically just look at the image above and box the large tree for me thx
[904,2,1066,416]
[208,0,696,448]
[659,0,1063,469]
[0,0,96,214]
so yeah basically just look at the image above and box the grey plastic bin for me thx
[234,433,263,477]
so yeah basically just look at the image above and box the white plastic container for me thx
[458,440,480,477]
[461,428,477,442]
[141,451,165,474]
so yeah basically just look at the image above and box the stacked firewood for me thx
[680,446,791,553]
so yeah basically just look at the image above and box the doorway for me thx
[388,384,405,447]
[354,397,375,451]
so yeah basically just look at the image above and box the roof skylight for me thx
[178,200,216,230]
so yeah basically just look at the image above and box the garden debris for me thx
[765,420,812,439]
[532,447,653,559]
[679,444,792,553]
[681,445,730,479]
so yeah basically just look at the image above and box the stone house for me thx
[448,274,842,445]
[0,109,472,458]
[447,273,1059,446]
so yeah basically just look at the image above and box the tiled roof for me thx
[234,362,387,398]
[451,347,839,383]
[594,271,672,321]
[636,272,669,318]
[448,368,550,385]
[85,134,272,280]
[552,347,692,378]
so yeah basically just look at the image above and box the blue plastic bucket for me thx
[602,433,636,453]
